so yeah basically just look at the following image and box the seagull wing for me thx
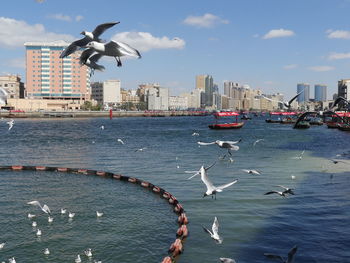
[212,216,219,236]
[222,140,241,144]
[293,111,316,128]
[92,22,120,38]
[187,171,200,180]
[242,169,250,173]
[219,258,236,263]
[216,179,238,191]
[60,38,90,58]
[27,200,41,207]
[115,41,142,58]
[89,53,104,63]
[202,226,213,236]
[42,204,51,214]
[330,96,348,109]
[286,245,298,263]
[79,48,96,64]
[263,253,284,262]
[200,170,215,192]
[274,185,289,190]
[264,191,279,195]
[288,89,304,105]
[198,141,216,146]
[204,161,216,171]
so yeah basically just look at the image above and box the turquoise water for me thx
[0,116,349,262]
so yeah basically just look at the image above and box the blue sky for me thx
[2,0,350,99]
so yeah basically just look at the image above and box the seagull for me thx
[44,248,50,255]
[200,165,238,199]
[79,48,105,76]
[261,89,304,109]
[84,248,93,257]
[27,201,51,214]
[242,169,261,175]
[6,119,14,131]
[75,255,82,263]
[8,257,16,263]
[185,162,216,180]
[192,132,199,136]
[85,40,141,67]
[100,125,105,130]
[135,147,147,152]
[198,139,241,158]
[219,258,236,263]
[291,175,296,180]
[274,185,295,195]
[264,245,298,263]
[203,216,223,244]
[48,216,54,223]
[96,211,103,217]
[27,213,36,219]
[117,138,125,145]
[61,208,67,214]
[264,190,287,197]
[32,221,37,227]
[330,96,348,110]
[292,150,305,160]
[253,138,264,146]
[36,229,42,236]
[0,243,5,249]
[60,22,120,58]
[68,212,75,219]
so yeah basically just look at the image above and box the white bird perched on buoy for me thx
[8,257,16,263]
[0,242,5,249]
[84,248,93,257]
[75,254,81,263]
[48,216,53,223]
[27,213,36,219]
[203,216,222,244]
[242,169,261,175]
[44,248,50,255]
[27,200,51,214]
[68,212,75,219]
[117,138,125,145]
[198,139,241,159]
[85,40,141,67]
[220,258,236,263]
[96,211,103,217]
[36,229,42,236]
[32,221,37,227]
[60,208,66,214]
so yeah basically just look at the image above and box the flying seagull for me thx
[60,22,119,58]
[198,139,241,158]
[264,245,298,263]
[203,216,223,244]
[274,185,295,195]
[27,201,51,214]
[253,138,264,146]
[261,89,304,109]
[185,162,216,180]
[86,40,141,67]
[264,190,288,197]
[330,96,348,110]
[220,258,236,263]
[242,169,261,175]
[6,119,14,131]
[292,150,305,160]
[117,138,125,145]
[79,48,105,75]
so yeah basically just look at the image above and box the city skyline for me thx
[1,0,350,98]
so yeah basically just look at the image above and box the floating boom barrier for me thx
[0,165,189,263]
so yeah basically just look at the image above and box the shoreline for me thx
[0,110,210,119]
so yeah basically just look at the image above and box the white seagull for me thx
[261,89,304,109]
[292,150,305,160]
[79,48,105,75]
[9,257,16,263]
[27,201,51,214]
[220,258,236,263]
[274,185,295,195]
[44,248,50,255]
[117,138,125,145]
[185,162,216,180]
[192,132,199,136]
[242,169,261,175]
[203,216,223,244]
[36,229,42,236]
[100,125,105,130]
[48,216,54,223]
[264,245,298,263]
[27,213,36,219]
[68,212,75,219]
[60,208,67,214]
[60,22,120,58]
[84,248,93,257]
[198,139,241,158]
[6,119,14,131]
[96,211,104,217]
[75,255,82,263]
[0,243,5,249]
[135,147,147,152]
[253,138,264,146]
[32,221,37,227]
[86,40,141,67]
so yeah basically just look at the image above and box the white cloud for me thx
[263,29,295,39]
[283,64,298,70]
[328,52,350,60]
[47,13,72,22]
[0,17,74,48]
[75,15,84,22]
[308,66,335,72]
[112,32,185,52]
[327,30,350,39]
[183,13,229,28]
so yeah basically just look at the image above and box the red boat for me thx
[208,111,245,129]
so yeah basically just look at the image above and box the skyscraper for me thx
[25,41,90,100]
[297,83,310,103]
[196,74,213,107]
[314,84,327,102]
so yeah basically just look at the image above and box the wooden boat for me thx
[294,121,310,129]
[265,119,281,123]
[208,111,244,129]
[326,121,340,128]
[337,123,350,131]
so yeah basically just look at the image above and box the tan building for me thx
[24,41,90,101]
[91,80,121,105]
[0,75,24,99]
[7,98,85,111]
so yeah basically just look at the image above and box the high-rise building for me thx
[24,41,90,100]
[314,84,327,102]
[223,81,239,98]
[196,74,213,106]
[297,83,310,103]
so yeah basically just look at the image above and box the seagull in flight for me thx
[253,138,264,146]
[220,258,236,263]
[198,139,241,158]
[264,245,298,263]
[242,169,261,175]
[96,211,103,217]
[292,150,305,160]
[6,119,14,130]
[261,89,304,109]
[192,132,199,136]
[27,201,51,214]
[135,147,147,152]
[274,185,295,195]
[79,48,105,76]
[117,138,125,145]
[185,162,216,180]
[60,22,120,58]
[203,216,223,244]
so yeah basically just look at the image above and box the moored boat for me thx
[294,121,310,129]
[208,111,244,129]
